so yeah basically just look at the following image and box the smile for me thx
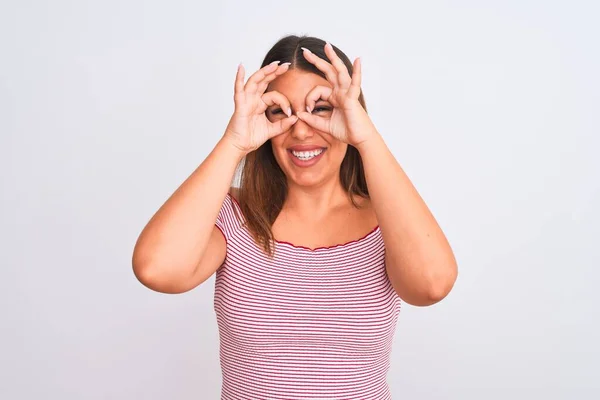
[291,149,324,160]
[287,147,327,167]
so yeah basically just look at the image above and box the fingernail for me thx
[301,47,311,54]
[325,41,332,49]
[281,62,292,67]
[286,107,291,117]
[270,60,281,65]
[306,105,312,113]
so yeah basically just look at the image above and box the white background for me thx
[1,0,598,398]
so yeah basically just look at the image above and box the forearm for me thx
[356,130,457,306]
[132,135,245,279]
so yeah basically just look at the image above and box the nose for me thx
[290,116,314,140]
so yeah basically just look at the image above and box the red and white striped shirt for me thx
[214,193,401,399]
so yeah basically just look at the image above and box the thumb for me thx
[297,111,330,133]
[267,115,298,139]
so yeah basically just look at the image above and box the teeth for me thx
[291,149,323,160]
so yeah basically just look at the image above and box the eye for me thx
[268,108,284,115]
[312,106,332,113]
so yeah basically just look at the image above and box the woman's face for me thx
[266,69,348,189]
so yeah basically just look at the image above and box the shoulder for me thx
[224,186,244,223]
[216,187,244,239]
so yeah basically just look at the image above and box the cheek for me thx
[270,138,287,163]
[270,136,285,151]
[330,143,349,164]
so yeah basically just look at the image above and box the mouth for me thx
[287,147,327,167]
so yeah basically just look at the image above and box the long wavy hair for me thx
[236,35,369,257]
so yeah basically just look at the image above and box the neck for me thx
[283,179,350,220]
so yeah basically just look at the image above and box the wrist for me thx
[353,129,383,154]
[218,134,248,163]
[344,105,378,147]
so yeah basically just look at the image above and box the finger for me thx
[244,61,281,93]
[349,57,362,98]
[260,90,292,116]
[234,63,245,95]
[267,115,298,138]
[296,111,330,133]
[324,42,351,87]
[256,62,291,95]
[304,85,332,113]
[300,47,338,86]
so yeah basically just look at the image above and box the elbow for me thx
[131,246,168,291]
[131,258,182,294]
[424,280,455,305]
[394,261,458,307]
[132,236,152,279]
[131,249,200,294]
[429,262,458,302]
[132,249,158,288]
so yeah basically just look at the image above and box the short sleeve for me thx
[215,192,242,242]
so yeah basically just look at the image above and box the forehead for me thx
[267,69,331,100]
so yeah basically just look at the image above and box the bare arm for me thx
[296,44,457,306]
[356,131,458,306]
[132,137,244,293]
[131,61,298,294]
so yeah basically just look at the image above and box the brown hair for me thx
[237,35,369,257]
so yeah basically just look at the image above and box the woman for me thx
[133,35,458,399]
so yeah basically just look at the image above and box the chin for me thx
[287,170,329,188]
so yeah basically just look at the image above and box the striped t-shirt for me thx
[214,193,401,399]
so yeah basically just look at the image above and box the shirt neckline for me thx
[274,225,380,252]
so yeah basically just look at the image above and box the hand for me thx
[296,43,376,147]
[224,61,298,154]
